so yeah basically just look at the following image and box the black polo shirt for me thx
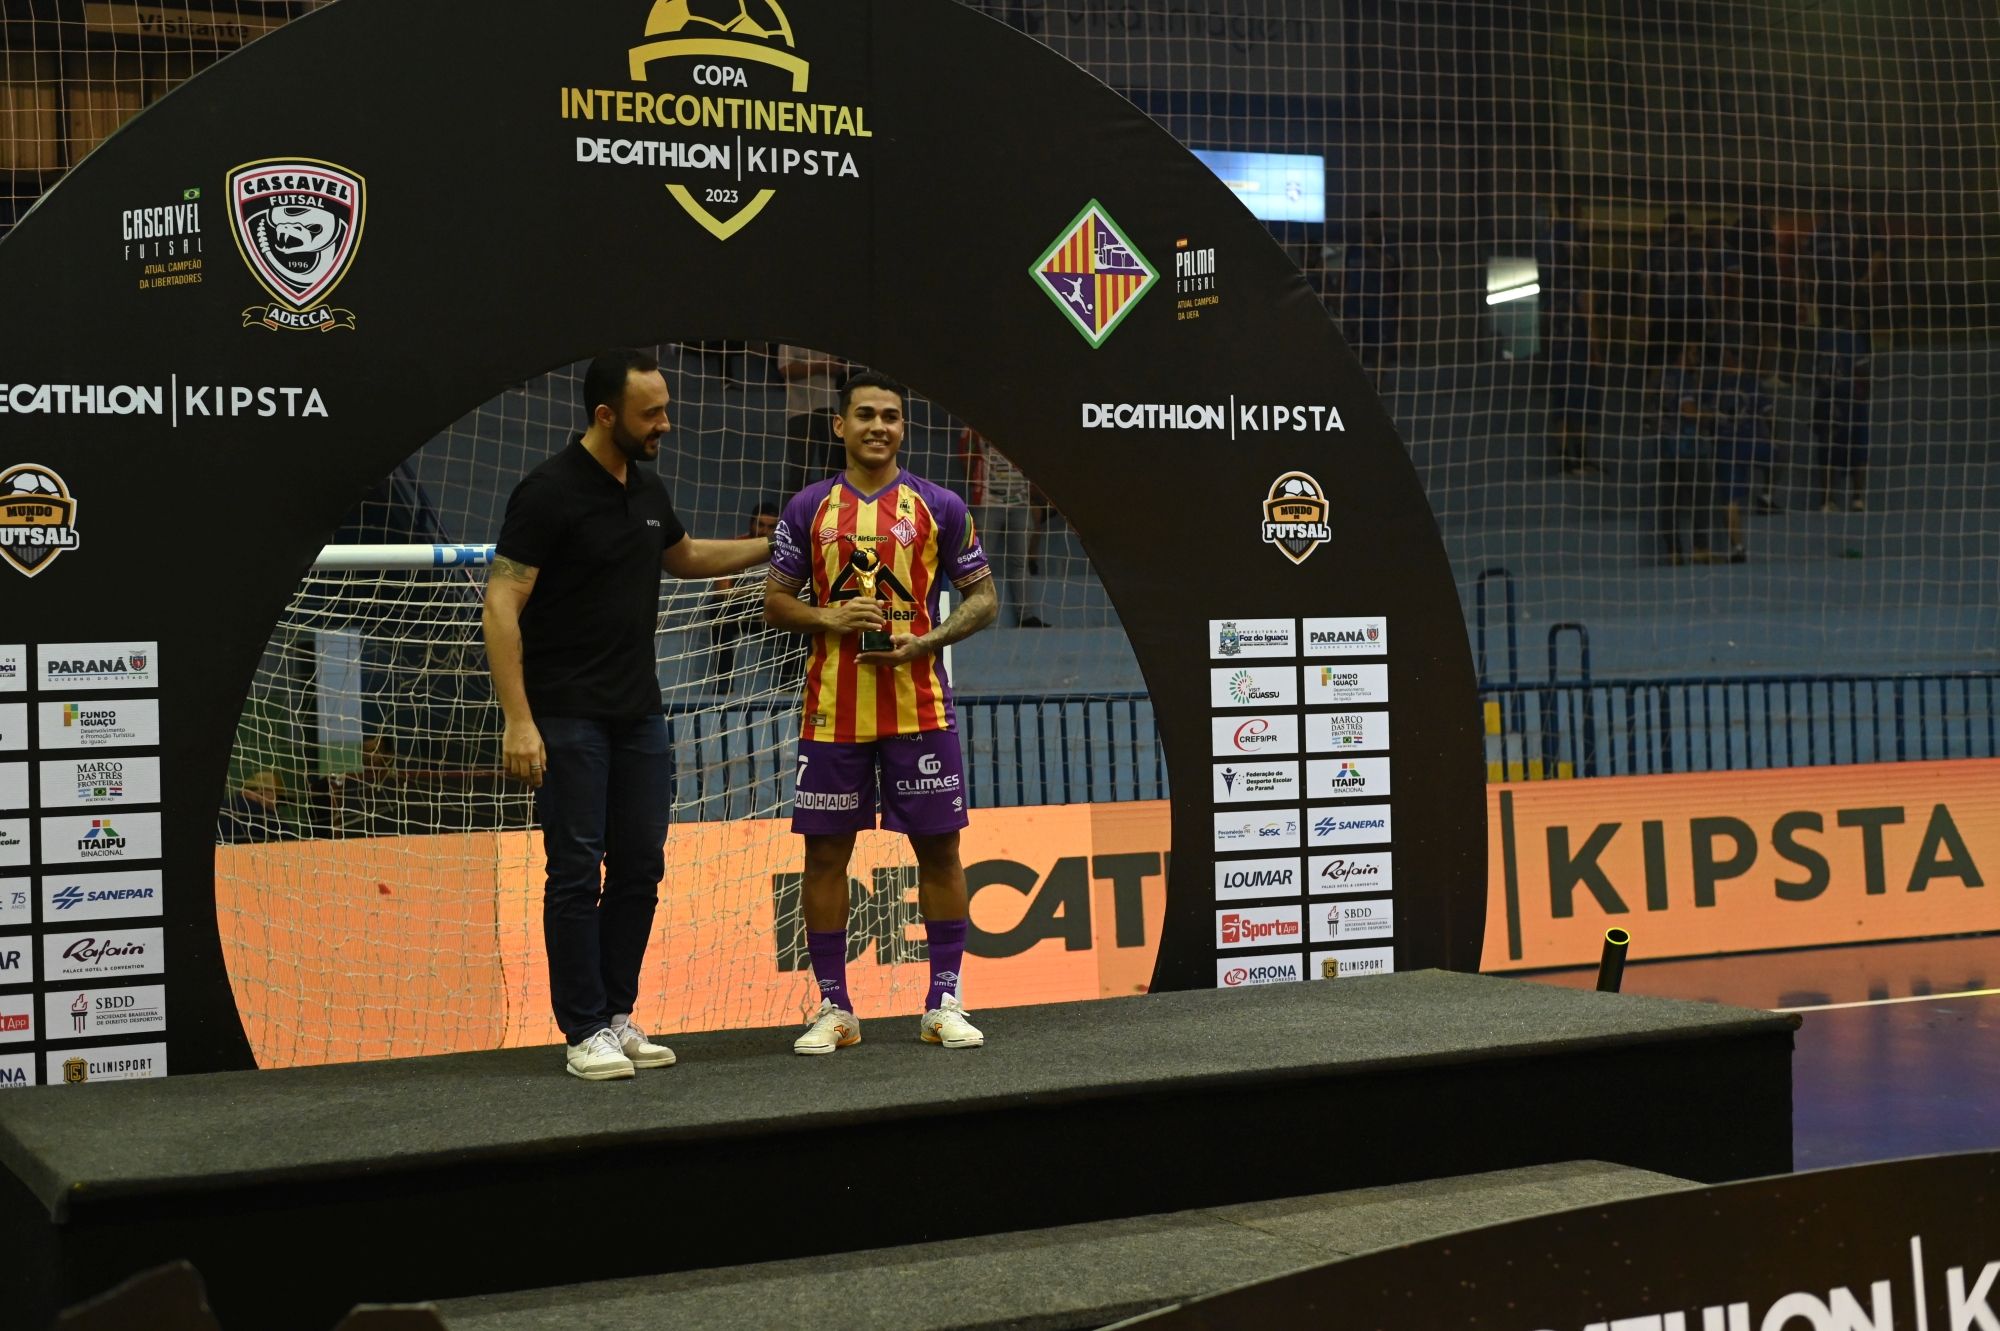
[496,438,687,720]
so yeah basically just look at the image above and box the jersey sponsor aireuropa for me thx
[770,471,990,743]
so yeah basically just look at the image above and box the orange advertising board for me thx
[215,801,1169,1067]
[1485,759,2000,970]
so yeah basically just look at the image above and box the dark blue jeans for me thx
[535,713,672,1045]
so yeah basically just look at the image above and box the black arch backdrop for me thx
[0,0,1481,1075]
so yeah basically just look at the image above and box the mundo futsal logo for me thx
[0,464,80,578]
[227,158,366,332]
[1032,201,1157,348]
[1262,470,1331,565]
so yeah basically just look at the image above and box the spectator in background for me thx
[1712,344,1775,562]
[1340,208,1401,370]
[1537,196,1602,476]
[1644,212,1708,365]
[1729,208,1788,395]
[959,427,1048,626]
[1806,197,1886,511]
[1656,343,1714,565]
[708,501,785,692]
[779,344,846,498]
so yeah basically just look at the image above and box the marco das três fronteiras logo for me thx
[0,464,80,579]
[563,0,871,241]
[227,158,365,332]
[1262,470,1330,565]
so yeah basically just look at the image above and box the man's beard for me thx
[612,419,658,461]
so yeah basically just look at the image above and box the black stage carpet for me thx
[0,971,1797,1328]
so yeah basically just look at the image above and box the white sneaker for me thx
[565,1027,635,1081]
[613,1018,676,1068]
[793,1000,861,1055]
[919,994,985,1049]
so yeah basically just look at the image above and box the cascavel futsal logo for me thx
[227,158,365,332]
[1261,470,1331,565]
[1032,201,1156,347]
[0,463,80,578]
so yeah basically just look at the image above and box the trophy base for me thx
[859,631,894,655]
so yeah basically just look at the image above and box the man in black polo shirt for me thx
[483,348,773,1081]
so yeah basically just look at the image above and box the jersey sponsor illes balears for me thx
[771,472,991,743]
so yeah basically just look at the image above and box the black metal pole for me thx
[1596,928,1631,993]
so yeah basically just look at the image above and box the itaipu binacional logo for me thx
[1032,201,1157,348]
[227,158,365,332]
[1261,470,1331,565]
[0,463,80,578]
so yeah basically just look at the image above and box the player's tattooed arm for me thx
[489,555,539,586]
[918,575,998,654]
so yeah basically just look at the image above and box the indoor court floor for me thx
[1525,934,2000,1169]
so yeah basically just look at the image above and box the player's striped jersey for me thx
[770,470,991,743]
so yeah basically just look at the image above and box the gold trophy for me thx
[853,550,894,654]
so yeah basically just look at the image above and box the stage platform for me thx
[0,970,1797,1329]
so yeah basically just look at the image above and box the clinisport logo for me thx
[1032,201,1157,347]
[0,464,79,578]
[564,0,871,241]
[227,158,365,331]
[1262,470,1331,565]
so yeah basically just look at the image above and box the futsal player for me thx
[763,371,999,1053]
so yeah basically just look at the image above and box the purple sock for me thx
[925,917,968,1012]
[806,930,854,1013]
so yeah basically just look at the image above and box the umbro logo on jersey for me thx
[818,527,839,545]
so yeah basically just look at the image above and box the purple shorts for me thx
[792,729,970,837]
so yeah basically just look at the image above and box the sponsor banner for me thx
[1211,714,1298,758]
[1308,804,1392,847]
[1486,758,2000,970]
[1215,955,1304,988]
[37,756,162,809]
[0,933,31,980]
[1213,856,1301,901]
[0,1051,31,1088]
[0,818,26,868]
[1307,756,1391,800]
[0,876,28,928]
[1311,946,1396,980]
[0,703,24,752]
[1216,904,1304,950]
[1210,665,1296,709]
[1312,897,1395,945]
[44,984,167,1038]
[216,803,1173,1062]
[0,762,23,811]
[1214,811,1301,852]
[39,811,163,864]
[1306,709,1390,754]
[0,991,31,1043]
[0,644,22,693]
[1302,616,1387,657]
[1302,663,1389,706]
[41,869,164,921]
[43,926,165,981]
[1309,851,1394,897]
[35,698,161,750]
[36,641,158,691]
[1212,760,1300,804]
[48,1042,167,1085]
[1209,618,1296,659]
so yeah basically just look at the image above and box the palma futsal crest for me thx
[1032,201,1156,347]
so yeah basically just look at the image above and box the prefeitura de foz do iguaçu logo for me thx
[563,0,871,240]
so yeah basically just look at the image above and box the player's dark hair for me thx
[752,500,780,518]
[583,348,660,422]
[839,369,906,413]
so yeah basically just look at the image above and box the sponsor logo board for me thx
[36,699,160,750]
[0,763,22,811]
[0,876,28,928]
[1303,663,1389,706]
[50,1042,167,1084]
[1312,898,1395,945]
[1213,856,1300,901]
[38,756,161,809]
[1032,201,1156,347]
[1309,804,1393,847]
[42,869,163,921]
[1303,616,1387,657]
[0,991,32,1043]
[1308,756,1392,799]
[1209,617,1295,659]
[1216,904,1303,950]
[44,984,167,1038]
[1215,955,1303,988]
[1210,665,1296,709]
[0,703,23,752]
[43,927,164,980]
[1212,760,1300,804]
[0,644,23,693]
[0,1051,31,1088]
[0,463,81,578]
[1309,851,1394,897]
[39,812,162,865]
[1306,710,1390,753]
[37,642,158,691]
[1211,714,1298,757]
[0,933,31,979]
[1213,812,1300,852]
[1079,403,1345,433]
[1312,946,1396,980]
[0,819,26,868]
